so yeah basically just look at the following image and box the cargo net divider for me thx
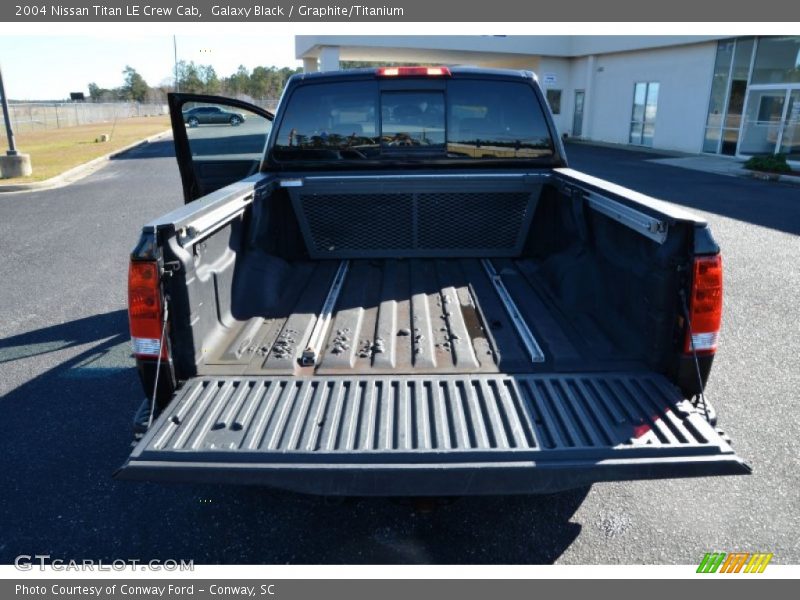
[289,177,543,259]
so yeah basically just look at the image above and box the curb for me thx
[0,129,171,194]
[744,169,800,187]
[722,166,800,187]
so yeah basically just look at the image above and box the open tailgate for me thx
[116,372,749,495]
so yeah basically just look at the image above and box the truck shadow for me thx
[0,310,584,565]
[231,487,588,564]
[0,310,129,365]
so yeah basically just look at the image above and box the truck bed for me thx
[202,257,639,377]
[120,170,750,495]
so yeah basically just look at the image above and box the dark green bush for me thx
[744,153,792,174]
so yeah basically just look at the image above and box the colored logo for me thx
[697,552,773,573]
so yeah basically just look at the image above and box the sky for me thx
[0,34,300,100]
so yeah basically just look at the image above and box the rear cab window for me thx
[270,74,556,166]
[382,91,446,152]
[447,80,554,159]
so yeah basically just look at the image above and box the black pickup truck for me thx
[117,66,749,495]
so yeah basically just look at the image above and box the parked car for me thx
[182,105,246,127]
[117,67,749,496]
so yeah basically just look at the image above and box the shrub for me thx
[744,153,792,174]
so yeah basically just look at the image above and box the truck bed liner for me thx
[204,258,636,377]
[117,372,749,495]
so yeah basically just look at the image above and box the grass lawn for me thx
[0,116,171,183]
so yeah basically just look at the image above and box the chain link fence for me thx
[5,102,168,133]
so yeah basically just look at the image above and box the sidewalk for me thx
[648,154,800,186]
[568,139,800,187]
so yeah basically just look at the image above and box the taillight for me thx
[376,66,451,77]
[128,260,166,358]
[684,254,723,355]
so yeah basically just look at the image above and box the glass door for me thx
[780,90,799,161]
[739,88,796,157]
[572,90,585,137]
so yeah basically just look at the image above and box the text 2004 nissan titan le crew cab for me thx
[116,66,749,495]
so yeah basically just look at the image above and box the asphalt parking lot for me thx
[0,139,798,565]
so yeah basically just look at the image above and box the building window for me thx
[546,89,562,115]
[629,82,659,146]
[703,38,755,155]
[703,41,734,153]
[751,36,800,84]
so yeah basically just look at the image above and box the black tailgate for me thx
[116,372,749,495]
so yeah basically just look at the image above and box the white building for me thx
[296,36,800,162]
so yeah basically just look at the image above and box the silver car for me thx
[183,105,246,127]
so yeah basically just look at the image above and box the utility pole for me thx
[174,35,179,93]
[0,65,18,155]
[0,64,32,178]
